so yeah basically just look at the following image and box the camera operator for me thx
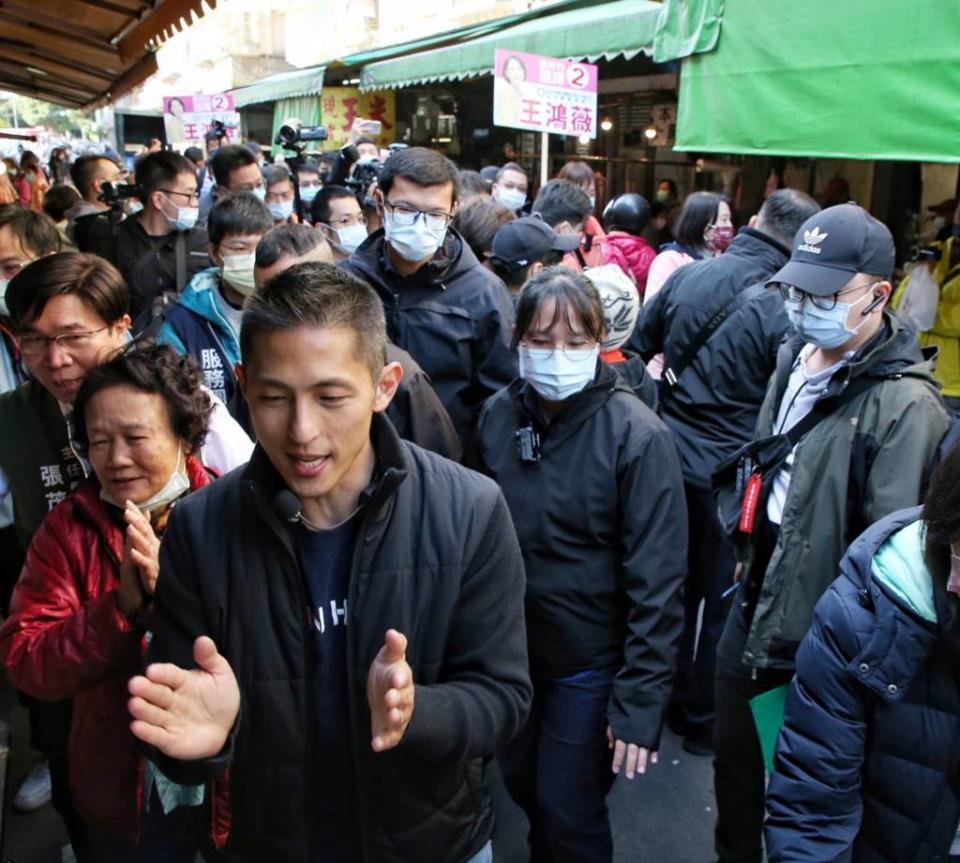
[311,185,367,262]
[198,144,265,226]
[354,135,380,163]
[64,155,123,253]
[107,151,211,321]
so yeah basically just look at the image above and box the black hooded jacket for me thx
[471,363,686,748]
[146,414,531,862]
[342,229,517,441]
[630,227,793,488]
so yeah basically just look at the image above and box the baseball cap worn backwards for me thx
[491,216,580,267]
[767,203,896,297]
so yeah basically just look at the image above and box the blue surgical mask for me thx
[785,290,874,349]
[383,211,447,263]
[518,344,599,401]
[252,186,267,202]
[166,205,198,232]
[299,185,320,204]
[268,200,294,221]
[496,187,527,212]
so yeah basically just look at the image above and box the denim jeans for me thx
[500,666,619,863]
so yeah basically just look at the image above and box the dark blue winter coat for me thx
[765,507,960,862]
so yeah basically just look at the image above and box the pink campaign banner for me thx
[163,94,240,144]
[493,49,598,138]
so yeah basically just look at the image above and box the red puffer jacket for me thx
[603,232,657,298]
[0,456,212,842]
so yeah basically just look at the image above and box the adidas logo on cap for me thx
[797,226,828,255]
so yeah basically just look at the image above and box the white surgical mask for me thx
[383,211,446,263]
[0,278,8,317]
[252,186,267,202]
[518,344,599,402]
[100,443,190,513]
[268,200,294,221]
[496,187,527,212]
[335,223,368,254]
[222,253,258,296]
[165,204,199,232]
[588,195,596,210]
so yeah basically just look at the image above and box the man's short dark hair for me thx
[208,193,274,246]
[378,147,459,203]
[496,162,527,183]
[296,159,321,179]
[69,155,114,199]
[672,192,724,247]
[136,150,197,198]
[0,204,61,258]
[184,146,204,165]
[263,164,293,189]
[7,252,127,331]
[211,145,258,188]
[244,141,263,159]
[458,170,491,198]
[73,343,212,457]
[532,179,592,228]
[240,262,388,380]
[43,186,81,222]
[757,188,822,248]
[255,223,326,269]
[310,185,357,225]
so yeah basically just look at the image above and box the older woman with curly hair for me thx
[0,344,216,861]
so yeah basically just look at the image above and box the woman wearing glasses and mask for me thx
[0,344,217,861]
[470,267,687,863]
[765,442,960,863]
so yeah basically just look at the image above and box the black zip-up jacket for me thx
[470,363,686,748]
[630,228,792,489]
[147,415,532,862]
[342,229,517,441]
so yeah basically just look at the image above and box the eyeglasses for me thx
[383,200,453,232]
[327,214,367,228]
[160,189,199,204]
[18,326,109,357]
[299,180,323,190]
[777,281,878,312]
[520,339,597,362]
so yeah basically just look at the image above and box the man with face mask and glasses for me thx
[710,204,951,863]
[158,193,274,435]
[341,147,516,441]
[99,151,211,321]
[311,186,368,262]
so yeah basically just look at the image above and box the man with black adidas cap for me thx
[711,203,949,863]
[488,215,580,298]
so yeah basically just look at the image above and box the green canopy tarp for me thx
[232,66,325,109]
[359,0,663,91]
[675,0,960,162]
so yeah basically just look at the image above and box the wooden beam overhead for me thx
[71,0,146,18]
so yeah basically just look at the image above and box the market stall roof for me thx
[231,65,327,109]
[675,0,960,162]
[0,0,213,109]
[358,0,663,91]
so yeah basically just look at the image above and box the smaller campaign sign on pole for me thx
[163,95,240,148]
[493,50,598,185]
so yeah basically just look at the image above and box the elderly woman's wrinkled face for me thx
[84,384,184,506]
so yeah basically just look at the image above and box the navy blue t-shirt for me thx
[294,512,361,862]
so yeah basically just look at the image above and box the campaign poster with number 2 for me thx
[493,49,598,139]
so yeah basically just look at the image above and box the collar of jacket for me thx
[351,227,477,291]
[510,360,629,436]
[837,506,940,703]
[727,226,791,261]
[240,412,409,525]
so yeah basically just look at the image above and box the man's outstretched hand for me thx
[367,629,415,753]
[128,636,240,761]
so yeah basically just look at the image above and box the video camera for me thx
[275,119,329,151]
[98,181,140,208]
[342,142,408,207]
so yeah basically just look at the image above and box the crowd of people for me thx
[0,126,957,863]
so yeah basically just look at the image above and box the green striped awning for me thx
[359,0,663,91]
[231,66,326,109]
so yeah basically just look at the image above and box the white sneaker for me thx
[14,760,52,812]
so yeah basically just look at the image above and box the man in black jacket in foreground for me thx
[128,263,531,862]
